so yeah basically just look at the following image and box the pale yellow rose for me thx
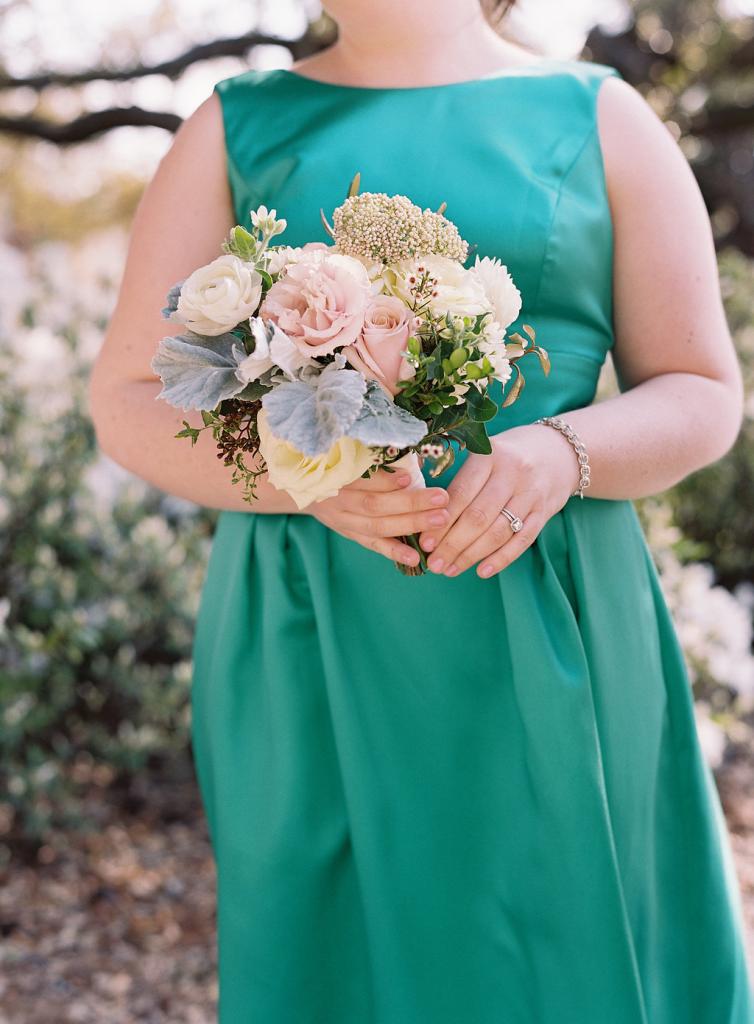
[256,407,378,509]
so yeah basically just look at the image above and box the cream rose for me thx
[342,296,417,397]
[383,254,490,318]
[174,254,262,336]
[256,407,378,509]
[259,251,371,357]
[341,252,389,293]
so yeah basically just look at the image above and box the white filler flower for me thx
[469,255,522,330]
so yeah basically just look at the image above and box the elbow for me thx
[87,362,122,463]
[707,369,745,463]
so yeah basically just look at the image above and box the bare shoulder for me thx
[142,90,230,224]
[591,74,741,395]
[595,74,698,207]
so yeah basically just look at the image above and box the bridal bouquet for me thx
[151,173,549,575]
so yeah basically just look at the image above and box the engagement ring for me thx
[500,506,524,533]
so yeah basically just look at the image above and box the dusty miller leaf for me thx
[260,362,366,456]
[161,280,184,318]
[347,381,427,448]
[151,330,247,411]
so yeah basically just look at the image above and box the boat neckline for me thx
[260,61,567,94]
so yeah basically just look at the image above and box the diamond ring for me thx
[500,506,524,533]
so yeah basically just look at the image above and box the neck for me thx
[319,1,525,87]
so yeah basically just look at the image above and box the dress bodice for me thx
[213,59,622,480]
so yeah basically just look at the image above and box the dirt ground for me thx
[1,757,753,1024]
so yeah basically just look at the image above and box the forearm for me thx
[535,370,744,501]
[89,377,303,514]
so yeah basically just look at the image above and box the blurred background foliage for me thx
[1,0,753,861]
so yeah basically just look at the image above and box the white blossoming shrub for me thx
[0,236,216,855]
[637,497,754,769]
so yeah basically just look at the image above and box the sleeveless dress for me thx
[191,59,754,1023]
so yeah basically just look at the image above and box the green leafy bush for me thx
[0,258,216,856]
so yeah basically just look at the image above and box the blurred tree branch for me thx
[0,21,334,142]
[0,17,751,142]
[0,26,327,90]
[0,106,182,141]
[2,6,754,253]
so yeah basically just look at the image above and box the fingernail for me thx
[421,536,436,551]
[430,492,447,506]
[479,564,494,578]
[445,564,459,577]
[429,511,447,526]
[428,557,444,573]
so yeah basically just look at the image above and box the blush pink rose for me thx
[342,296,418,397]
[259,251,371,357]
[298,242,331,255]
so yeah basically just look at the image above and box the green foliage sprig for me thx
[176,397,267,504]
[394,302,550,474]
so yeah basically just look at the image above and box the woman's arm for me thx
[87,92,450,565]
[87,92,301,512]
[535,72,744,497]
[415,73,745,577]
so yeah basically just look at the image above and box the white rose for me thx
[469,255,522,330]
[173,254,262,337]
[341,252,388,295]
[383,254,490,318]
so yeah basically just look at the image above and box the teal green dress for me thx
[192,60,754,1023]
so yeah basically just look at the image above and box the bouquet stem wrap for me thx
[389,451,429,576]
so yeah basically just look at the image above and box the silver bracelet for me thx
[534,416,591,499]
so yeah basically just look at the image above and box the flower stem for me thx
[394,533,429,576]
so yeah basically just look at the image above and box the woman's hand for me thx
[417,423,580,579]
[309,467,451,569]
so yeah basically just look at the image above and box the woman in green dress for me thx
[89,0,754,1020]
